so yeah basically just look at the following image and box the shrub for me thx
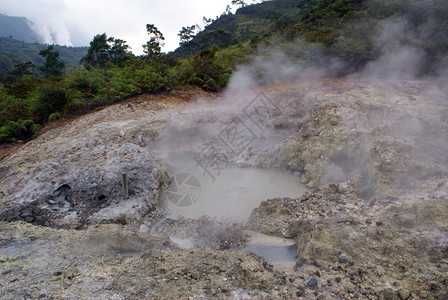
[196,221,248,250]
[48,112,62,122]
[0,119,41,143]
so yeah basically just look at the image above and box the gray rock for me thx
[360,288,368,295]
[338,252,349,264]
[383,289,399,300]
[304,275,318,290]
[0,141,170,229]
[424,275,434,281]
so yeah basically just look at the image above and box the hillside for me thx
[172,0,308,58]
[172,0,448,75]
[0,13,42,43]
[0,37,88,76]
[0,13,87,77]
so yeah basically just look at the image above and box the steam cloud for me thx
[0,0,235,52]
[1,0,73,46]
[157,0,448,211]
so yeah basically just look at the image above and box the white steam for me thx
[28,17,72,46]
[1,0,73,46]
[355,18,427,79]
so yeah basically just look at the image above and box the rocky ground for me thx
[0,79,447,299]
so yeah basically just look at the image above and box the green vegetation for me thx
[39,46,65,78]
[1,0,447,143]
[175,0,448,73]
[0,37,87,77]
[172,0,305,58]
[80,33,131,68]
[0,29,232,143]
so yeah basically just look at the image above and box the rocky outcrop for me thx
[0,222,303,299]
[0,99,172,228]
[246,182,361,238]
[237,80,448,200]
[246,179,448,299]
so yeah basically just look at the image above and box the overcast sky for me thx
[0,0,234,54]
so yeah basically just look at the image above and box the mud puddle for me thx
[162,165,308,220]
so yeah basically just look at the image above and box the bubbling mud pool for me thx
[162,166,308,220]
[158,154,307,264]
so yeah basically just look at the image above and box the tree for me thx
[109,38,130,66]
[203,17,213,26]
[81,33,131,68]
[231,0,247,8]
[178,25,197,45]
[8,61,35,78]
[81,33,111,68]
[39,45,65,78]
[143,24,165,59]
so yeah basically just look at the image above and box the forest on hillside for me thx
[0,38,87,77]
[0,0,447,143]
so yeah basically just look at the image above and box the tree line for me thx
[0,22,236,143]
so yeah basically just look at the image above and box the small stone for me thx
[335,276,342,283]
[360,288,368,295]
[21,208,32,217]
[429,283,439,291]
[304,275,318,290]
[336,294,343,300]
[314,270,321,277]
[139,224,150,233]
[403,271,410,277]
[332,288,340,295]
[338,252,349,264]
[383,289,399,300]
[8,255,20,262]
[346,283,356,293]
[424,275,434,281]
[296,257,307,267]
[398,290,411,299]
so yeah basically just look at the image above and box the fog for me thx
[154,0,448,221]
[1,0,232,52]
